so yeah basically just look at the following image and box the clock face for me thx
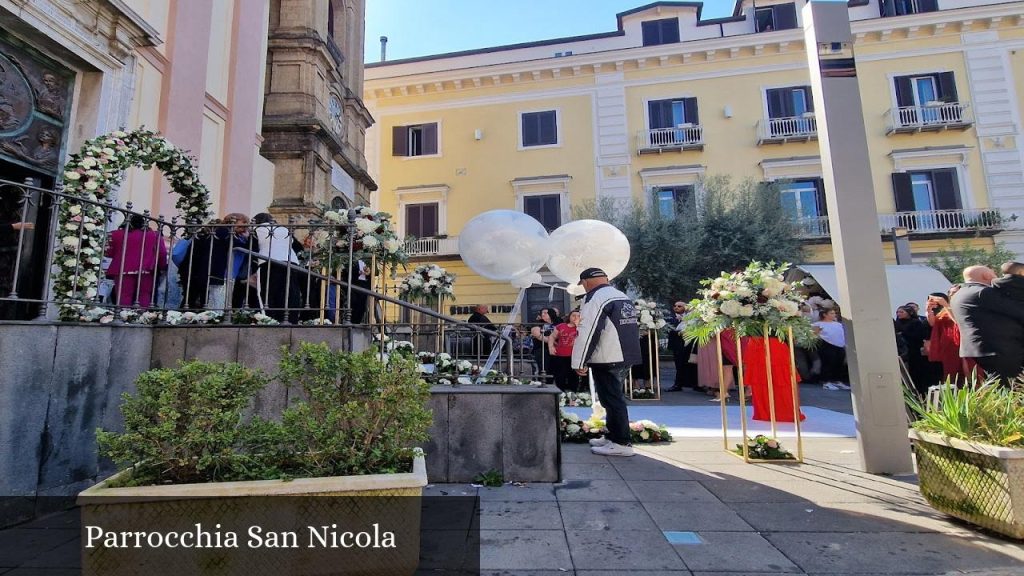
[329,95,343,134]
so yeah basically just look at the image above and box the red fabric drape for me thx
[741,336,805,422]
[928,314,965,382]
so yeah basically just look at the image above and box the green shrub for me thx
[906,376,1024,447]
[96,361,269,486]
[97,345,433,487]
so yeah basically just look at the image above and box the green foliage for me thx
[97,345,433,487]
[907,376,1024,447]
[735,435,794,460]
[926,241,1017,284]
[96,361,269,486]
[473,469,504,487]
[574,175,804,302]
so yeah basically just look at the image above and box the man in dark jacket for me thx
[666,300,698,390]
[951,265,1024,383]
[572,267,641,456]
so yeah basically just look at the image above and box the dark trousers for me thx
[552,355,584,393]
[591,365,631,446]
[671,343,698,388]
[976,354,1024,385]
[818,342,848,383]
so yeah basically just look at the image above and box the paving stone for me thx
[766,532,1024,574]
[579,571,692,576]
[671,531,801,573]
[559,501,660,531]
[479,529,572,571]
[733,501,964,533]
[478,484,556,502]
[561,461,621,480]
[422,496,478,531]
[627,480,720,503]
[479,572,579,576]
[555,479,637,502]
[0,528,77,568]
[611,456,695,480]
[17,536,79,568]
[642,501,754,532]
[565,529,688,571]
[423,483,477,497]
[480,500,563,530]
[560,443,613,463]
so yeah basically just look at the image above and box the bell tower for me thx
[262,0,376,218]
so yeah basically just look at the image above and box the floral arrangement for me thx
[397,264,456,304]
[118,309,162,325]
[559,392,593,407]
[559,411,672,444]
[164,310,223,326]
[53,128,212,320]
[302,206,407,275]
[631,388,657,400]
[683,261,816,346]
[634,299,667,332]
[299,318,333,326]
[230,309,279,326]
[735,435,794,460]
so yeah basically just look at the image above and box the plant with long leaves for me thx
[906,375,1024,448]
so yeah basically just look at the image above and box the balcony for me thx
[793,208,1004,239]
[887,102,972,135]
[636,126,704,154]
[757,114,817,145]
[405,236,460,257]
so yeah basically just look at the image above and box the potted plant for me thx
[906,377,1024,539]
[79,344,433,574]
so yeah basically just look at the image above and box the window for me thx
[765,86,815,137]
[880,0,938,17]
[405,203,438,239]
[521,111,558,148]
[780,179,827,220]
[641,18,680,46]
[392,123,438,156]
[893,72,961,124]
[523,194,561,231]
[648,98,699,129]
[755,3,797,32]
[654,186,696,219]
[892,169,962,230]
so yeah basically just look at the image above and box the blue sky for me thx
[364,0,740,63]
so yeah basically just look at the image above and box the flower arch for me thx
[52,128,212,319]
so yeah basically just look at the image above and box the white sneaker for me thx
[591,442,635,457]
[835,382,851,390]
[823,382,841,390]
[589,436,611,447]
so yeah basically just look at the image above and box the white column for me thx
[803,1,913,474]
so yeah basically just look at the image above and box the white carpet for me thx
[563,405,856,438]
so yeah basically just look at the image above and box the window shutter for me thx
[918,0,938,11]
[392,126,409,156]
[522,114,538,146]
[933,169,962,210]
[661,19,680,44]
[814,178,828,216]
[540,111,557,145]
[936,72,958,103]
[422,123,438,155]
[641,21,658,46]
[524,196,541,224]
[775,3,798,30]
[423,203,438,237]
[683,98,699,125]
[891,173,915,212]
[543,195,561,230]
[803,87,814,112]
[405,204,422,238]
[894,76,914,107]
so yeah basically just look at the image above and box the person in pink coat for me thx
[105,215,168,308]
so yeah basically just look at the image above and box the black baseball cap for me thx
[578,267,608,284]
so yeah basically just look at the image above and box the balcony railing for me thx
[756,115,817,145]
[636,126,704,154]
[879,208,1002,234]
[793,209,1003,239]
[887,102,972,134]
[405,236,460,257]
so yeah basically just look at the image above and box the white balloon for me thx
[547,220,630,285]
[511,271,543,289]
[459,210,550,281]
[565,283,586,297]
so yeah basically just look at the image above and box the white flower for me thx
[68,205,81,215]
[323,211,343,223]
[83,223,97,232]
[739,305,755,317]
[640,430,651,440]
[112,130,127,138]
[101,147,116,156]
[64,171,81,181]
[720,300,743,318]
[61,237,79,248]
[427,267,444,278]
[762,278,785,298]
[566,424,581,435]
[735,287,753,298]
[83,181,98,191]
[355,218,377,234]
[85,170,100,179]
[362,236,380,249]
[384,239,401,253]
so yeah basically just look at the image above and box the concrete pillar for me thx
[802,1,913,474]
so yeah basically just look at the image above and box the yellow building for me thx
[364,0,1024,317]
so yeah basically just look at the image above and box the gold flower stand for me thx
[718,325,804,464]
[627,330,661,401]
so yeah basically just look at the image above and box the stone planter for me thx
[909,430,1024,539]
[77,456,428,575]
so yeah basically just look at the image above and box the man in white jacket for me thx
[572,268,642,456]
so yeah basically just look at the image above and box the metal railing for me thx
[887,102,971,133]
[637,126,704,152]
[405,236,459,257]
[756,115,817,144]
[792,216,831,238]
[0,178,522,382]
[791,208,1003,239]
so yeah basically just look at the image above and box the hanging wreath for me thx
[52,128,212,320]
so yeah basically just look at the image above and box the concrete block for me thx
[502,391,559,482]
[185,327,239,362]
[565,529,688,571]
[673,531,799,573]
[479,530,572,571]
[0,325,57,496]
[237,327,291,420]
[98,326,155,479]
[447,393,502,483]
[290,326,348,351]
[422,392,449,483]
[150,327,186,369]
[37,326,112,491]
[350,326,372,352]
